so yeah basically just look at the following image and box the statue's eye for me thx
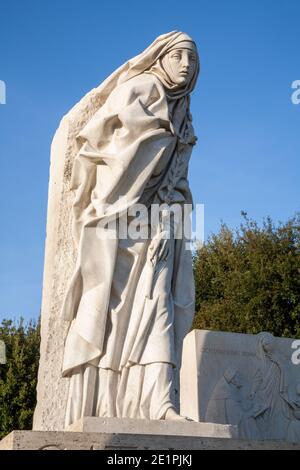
[171,53,181,60]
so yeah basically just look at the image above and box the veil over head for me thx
[256,332,275,361]
[79,31,200,116]
[145,33,199,100]
[74,31,200,169]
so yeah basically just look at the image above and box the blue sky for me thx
[0,0,299,321]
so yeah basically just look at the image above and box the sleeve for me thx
[69,74,175,244]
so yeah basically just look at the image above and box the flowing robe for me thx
[61,72,195,426]
[252,351,291,439]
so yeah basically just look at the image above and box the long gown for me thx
[61,71,196,427]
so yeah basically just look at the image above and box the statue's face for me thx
[262,337,274,353]
[165,48,197,86]
[231,372,242,389]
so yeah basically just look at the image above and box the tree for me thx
[0,319,40,439]
[193,213,300,338]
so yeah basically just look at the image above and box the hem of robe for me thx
[64,362,176,427]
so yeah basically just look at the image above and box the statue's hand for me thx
[157,237,170,262]
[148,231,170,265]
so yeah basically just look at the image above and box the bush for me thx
[0,319,40,439]
[193,213,300,338]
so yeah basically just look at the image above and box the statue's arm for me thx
[70,74,174,243]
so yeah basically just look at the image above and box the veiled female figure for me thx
[61,31,200,427]
[249,332,291,439]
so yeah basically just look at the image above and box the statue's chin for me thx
[173,76,189,86]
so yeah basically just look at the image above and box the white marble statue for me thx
[60,31,200,427]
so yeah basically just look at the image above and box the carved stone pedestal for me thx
[1,418,300,450]
[66,417,237,438]
[1,430,300,451]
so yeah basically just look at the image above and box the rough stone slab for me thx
[1,431,300,451]
[67,417,237,438]
[33,88,105,431]
[33,117,75,431]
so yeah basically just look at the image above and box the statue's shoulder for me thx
[129,72,162,86]
[107,73,166,110]
[122,72,165,96]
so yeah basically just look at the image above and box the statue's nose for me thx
[181,55,190,70]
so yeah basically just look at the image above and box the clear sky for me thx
[0,0,299,321]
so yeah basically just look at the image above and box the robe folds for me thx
[61,72,196,425]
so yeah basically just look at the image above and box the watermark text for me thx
[0,80,6,104]
[291,80,300,105]
[291,340,300,365]
[0,340,6,364]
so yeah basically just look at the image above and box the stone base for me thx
[1,430,300,450]
[66,417,237,439]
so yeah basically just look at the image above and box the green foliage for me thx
[0,318,40,439]
[193,213,300,338]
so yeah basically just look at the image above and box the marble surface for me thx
[33,31,200,430]
[180,329,300,442]
[1,430,300,451]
